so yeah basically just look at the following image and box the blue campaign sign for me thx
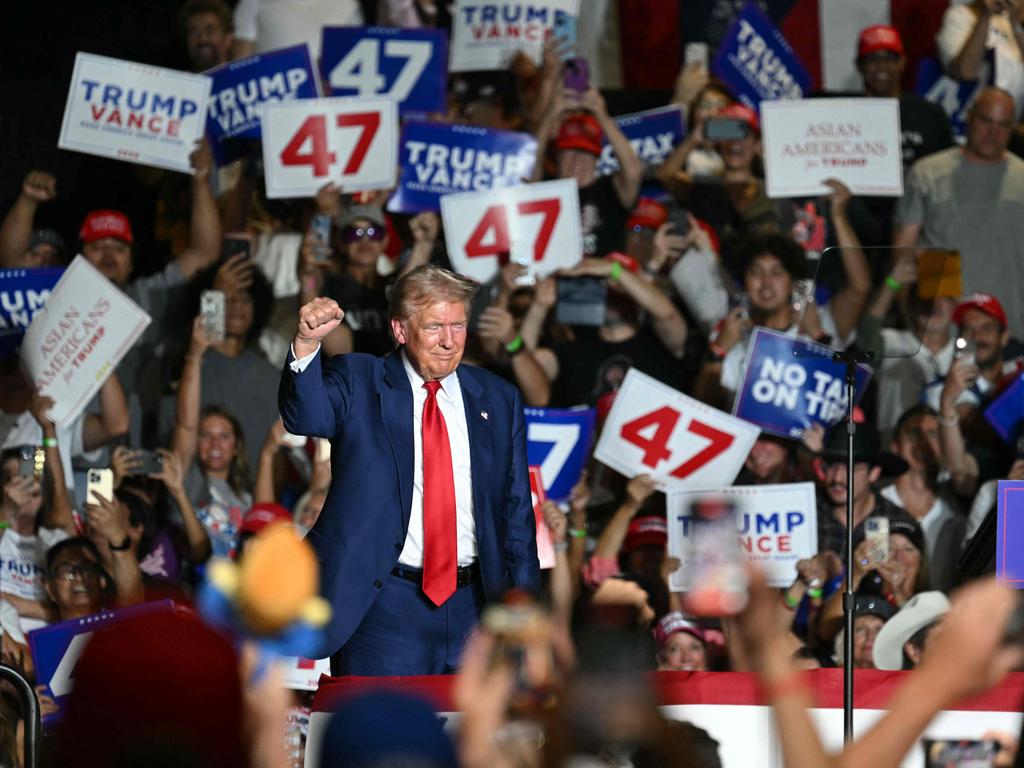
[525,407,595,502]
[596,105,686,176]
[711,0,809,109]
[915,50,995,139]
[205,44,319,166]
[0,267,63,359]
[387,121,537,213]
[998,480,1024,587]
[985,372,1024,445]
[28,600,178,721]
[321,26,448,115]
[732,328,872,438]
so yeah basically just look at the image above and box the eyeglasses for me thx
[51,562,103,582]
[341,225,385,244]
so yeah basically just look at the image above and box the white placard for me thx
[20,256,151,426]
[261,96,398,198]
[441,178,581,284]
[58,53,211,173]
[450,0,580,72]
[666,483,818,590]
[280,656,331,691]
[761,98,903,198]
[594,369,760,493]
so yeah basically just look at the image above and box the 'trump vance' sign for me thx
[59,53,211,173]
[450,0,579,71]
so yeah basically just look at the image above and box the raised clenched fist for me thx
[295,297,345,356]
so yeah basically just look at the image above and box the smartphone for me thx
[685,42,709,69]
[864,516,890,564]
[683,496,749,616]
[221,235,251,262]
[128,449,163,476]
[955,337,977,367]
[922,739,998,767]
[704,117,750,142]
[564,57,590,93]
[200,289,226,343]
[556,277,607,326]
[729,291,750,321]
[87,468,114,505]
[791,279,815,315]
[551,12,577,60]
[18,446,43,479]
[667,205,691,238]
[309,214,333,263]
[481,596,555,713]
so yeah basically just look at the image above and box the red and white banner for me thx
[441,178,581,284]
[529,465,556,569]
[261,96,398,198]
[594,369,759,493]
[280,656,331,691]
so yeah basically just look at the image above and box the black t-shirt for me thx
[579,174,630,258]
[552,327,683,407]
[323,272,393,356]
[899,93,954,167]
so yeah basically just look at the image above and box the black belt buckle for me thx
[391,563,477,588]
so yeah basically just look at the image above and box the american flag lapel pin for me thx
[480,411,489,420]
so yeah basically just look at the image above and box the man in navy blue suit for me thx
[279,264,539,675]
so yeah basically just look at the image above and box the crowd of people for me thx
[3,0,1024,766]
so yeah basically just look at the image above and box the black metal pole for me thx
[0,663,40,768]
[843,371,856,744]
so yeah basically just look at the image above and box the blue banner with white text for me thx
[0,268,63,360]
[915,50,995,140]
[525,407,595,502]
[596,105,686,176]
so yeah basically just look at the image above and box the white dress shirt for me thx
[289,345,477,567]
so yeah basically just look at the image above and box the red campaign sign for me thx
[441,179,582,284]
[261,96,397,198]
[529,465,555,569]
[594,369,760,492]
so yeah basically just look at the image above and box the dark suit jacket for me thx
[279,348,539,656]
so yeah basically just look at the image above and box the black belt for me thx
[391,562,479,588]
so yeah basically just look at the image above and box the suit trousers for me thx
[330,568,485,676]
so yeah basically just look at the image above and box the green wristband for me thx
[609,260,623,282]
[884,275,902,292]
[784,591,801,608]
[569,527,587,539]
[504,335,524,354]
[42,437,57,448]
[807,586,824,600]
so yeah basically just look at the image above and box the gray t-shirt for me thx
[896,148,1024,337]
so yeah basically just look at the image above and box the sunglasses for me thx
[341,225,385,244]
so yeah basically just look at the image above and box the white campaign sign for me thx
[441,178,581,283]
[594,369,760,492]
[666,483,818,591]
[20,257,151,427]
[59,53,211,173]
[280,656,331,691]
[761,98,903,198]
[261,96,397,198]
[450,0,580,72]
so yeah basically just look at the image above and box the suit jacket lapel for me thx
[381,350,414,532]
[458,365,493,524]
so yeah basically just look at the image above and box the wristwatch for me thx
[109,535,132,552]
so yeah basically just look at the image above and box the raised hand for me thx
[22,170,57,203]
[295,297,345,356]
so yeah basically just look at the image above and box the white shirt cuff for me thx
[289,343,321,373]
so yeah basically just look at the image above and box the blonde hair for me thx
[389,264,478,322]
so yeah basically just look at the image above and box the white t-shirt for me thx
[875,331,955,442]
[0,526,69,602]
[233,0,363,58]
[937,4,1024,113]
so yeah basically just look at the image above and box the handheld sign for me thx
[261,96,398,198]
[281,656,331,691]
[450,0,580,72]
[594,368,760,492]
[29,600,178,721]
[733,328,872,439]
[596,105,686,176]
[21,256,151,427]
[530,466,556,569]
[985,373,1024,446]
[388,122,536,213]
[59,53,211,173]
[441,178,581,283]
[997,480,1024,587]
[711,1,809,109]
[525,406,595,502]
[915,51,994,140]
[0,268,63,360]
[205,44,319,166]
[667,483,817,590]
[760,98,903,198]
[321,26,448,115]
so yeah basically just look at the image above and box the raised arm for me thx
[175,141,222,280]
[937,357,981,496]
[29,391,77,536]
[155,449,211,564]
[398,212,441,278]
[592,475,656,560]
[0,171,56,267]
[86,493,145,607]
[476,306,551,407]
[172,316,213,474]
[944,2,998,81]
[581,87,642,210]
[824,180,872,344]
[254,418,286,504]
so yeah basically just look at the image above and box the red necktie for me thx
[421,380,457,606]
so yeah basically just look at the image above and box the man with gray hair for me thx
[279,264,539,675]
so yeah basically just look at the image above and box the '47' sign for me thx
[261,96,397,198]
[594,369,760,492]
[321,27,448,115]
[441,178,582,283]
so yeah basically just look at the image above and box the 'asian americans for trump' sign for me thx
[59,53,211,173]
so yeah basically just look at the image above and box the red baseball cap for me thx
[79,210,134,244]
[623,515,668,554]
[718,103,760,134]
[627,197,669,231]
[240,502,293,536]
[555,113,603,156]
[858,25,904,59]
[654,611,706,649]
[952,292,1008,329]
